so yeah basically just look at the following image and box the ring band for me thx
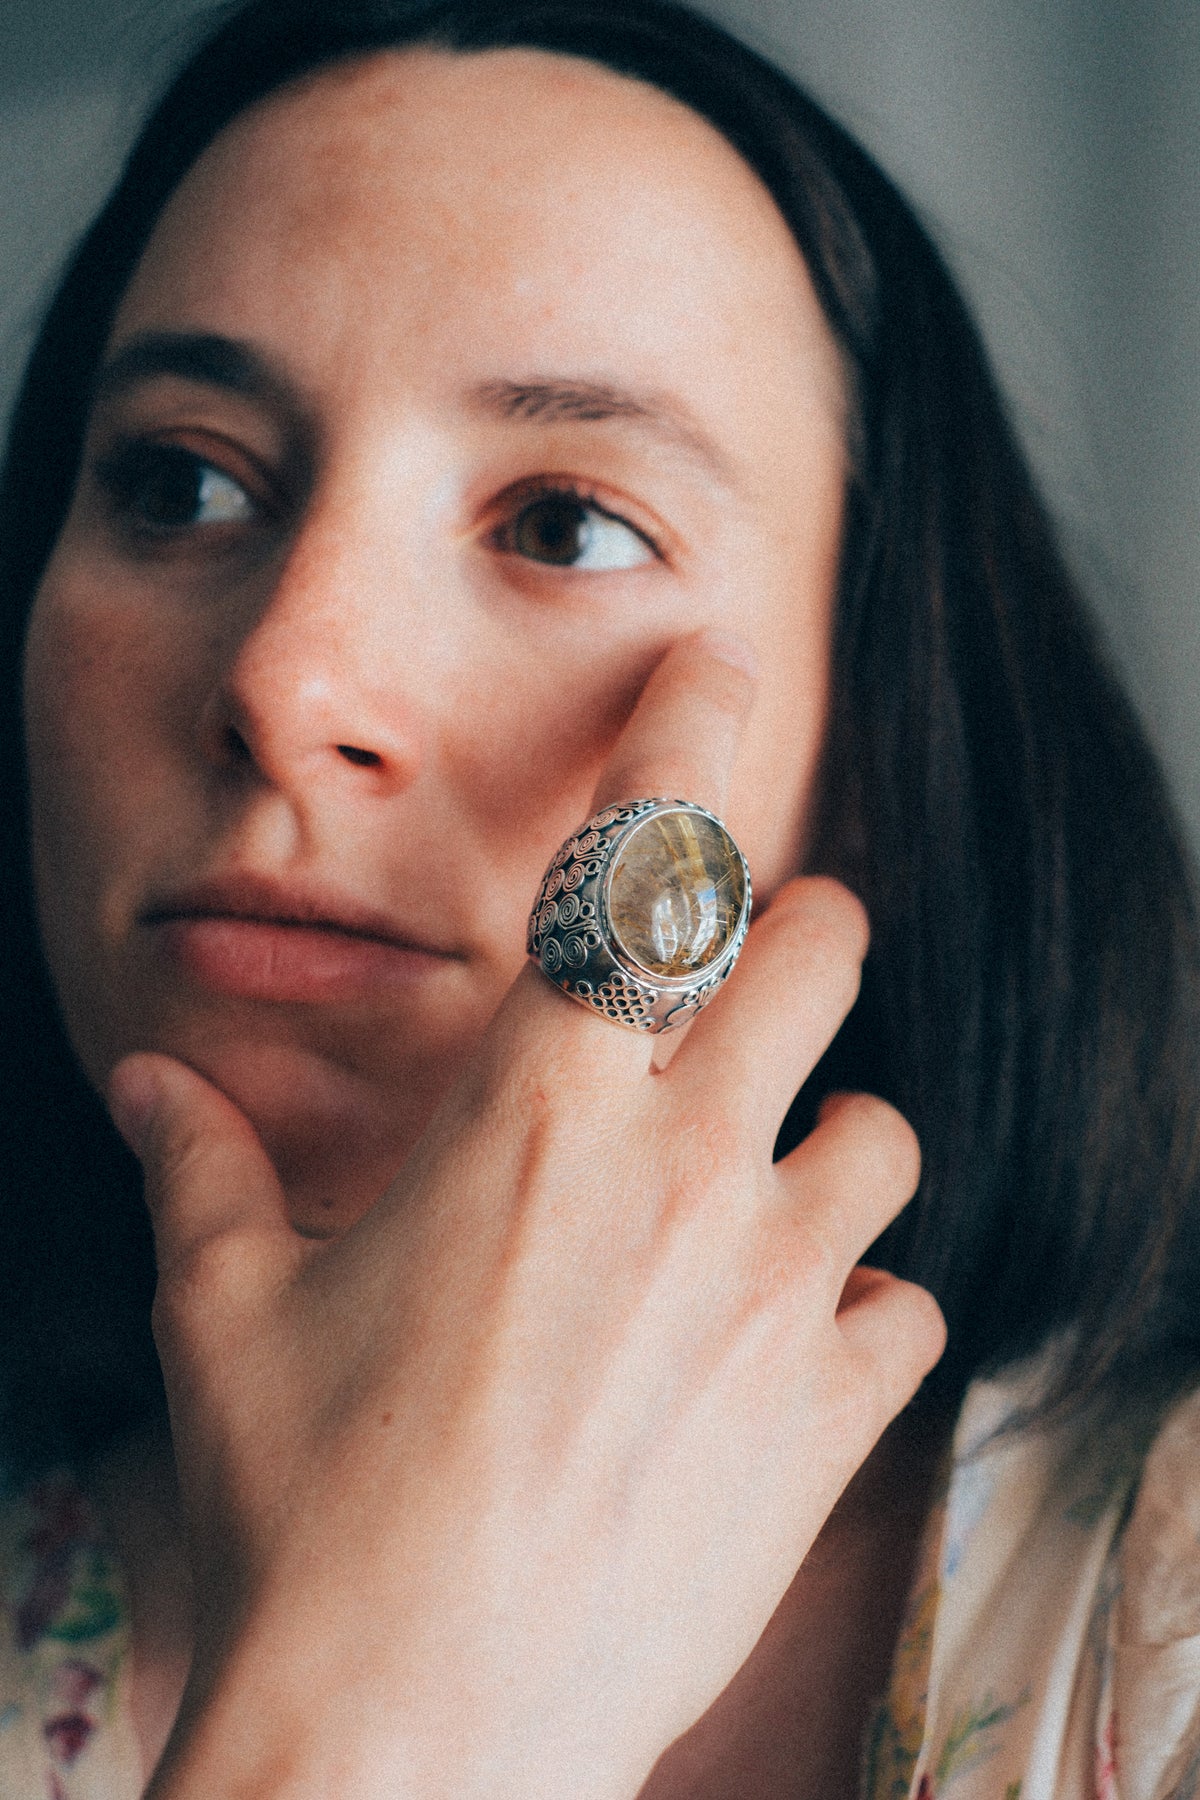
[527,798,752,1032]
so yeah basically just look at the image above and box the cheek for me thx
[438,627,676,946]
[449,629,670,827]
[24,573,164,906]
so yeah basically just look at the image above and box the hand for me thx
[109,633,945,1800]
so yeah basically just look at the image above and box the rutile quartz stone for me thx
[607,809,746,978]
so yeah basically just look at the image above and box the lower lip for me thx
[155,916,454,1003]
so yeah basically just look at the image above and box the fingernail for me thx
[106,1058,159,1158]
[697,629,760,680]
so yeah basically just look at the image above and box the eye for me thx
[500,490,657,571]
[96,440,257,534]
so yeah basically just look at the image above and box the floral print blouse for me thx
[864,1363,1200,1800]
[3,1361,1200,1798]
[0,1474,138,1796]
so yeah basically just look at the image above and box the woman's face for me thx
[25,48,846,1229]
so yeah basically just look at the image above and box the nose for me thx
[200,511,424,797]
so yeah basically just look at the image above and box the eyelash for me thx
[91,437,663,569]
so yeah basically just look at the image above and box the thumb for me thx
[107,1052,292,1298]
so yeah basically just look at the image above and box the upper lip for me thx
[141,871,466,958]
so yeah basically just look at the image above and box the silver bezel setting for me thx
[526,798,752,1032]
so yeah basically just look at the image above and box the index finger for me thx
[483,630,760,1078]
[591,628,759,821]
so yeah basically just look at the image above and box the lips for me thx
[141,872,465,1004]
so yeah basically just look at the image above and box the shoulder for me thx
[1112,1384,1200,1796]
[0,1472,139,1797]
[880,1363,1200,1799]
[1118,1383,1200,1641]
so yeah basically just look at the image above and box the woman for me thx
[2,0,1199,1794]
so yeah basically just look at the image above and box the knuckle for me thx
[873,1103,923,1197]
[900,1278,949,1368]
[826,1092,922,1197]
[657,1110,750,1228]
[154,1228,262,1330]
[767,880,869,1011]
[845,1272,947,1401]
[747,1190,849,1311]
[763,1216,841,1302]
[791,877,870,964]
[679,1105,752,1174]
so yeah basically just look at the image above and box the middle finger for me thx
[666,875,869,1142]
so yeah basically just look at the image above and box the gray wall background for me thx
[3,0,1197,841]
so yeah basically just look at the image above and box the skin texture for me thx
[24,49,945,1797]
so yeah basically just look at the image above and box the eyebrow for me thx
[92,331,298,414]
[91,336,735,486]
[470,377,735,486]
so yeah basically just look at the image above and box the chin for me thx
[212,1038,457,1229]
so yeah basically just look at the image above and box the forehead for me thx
[112,47,844,461]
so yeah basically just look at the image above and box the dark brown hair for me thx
[3,0,1199,1463]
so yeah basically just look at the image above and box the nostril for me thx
[225,723,254,765]
[337,744,382,768]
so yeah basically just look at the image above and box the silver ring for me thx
[527,798,752,1032]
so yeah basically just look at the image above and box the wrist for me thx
[144,1625,655,1800]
